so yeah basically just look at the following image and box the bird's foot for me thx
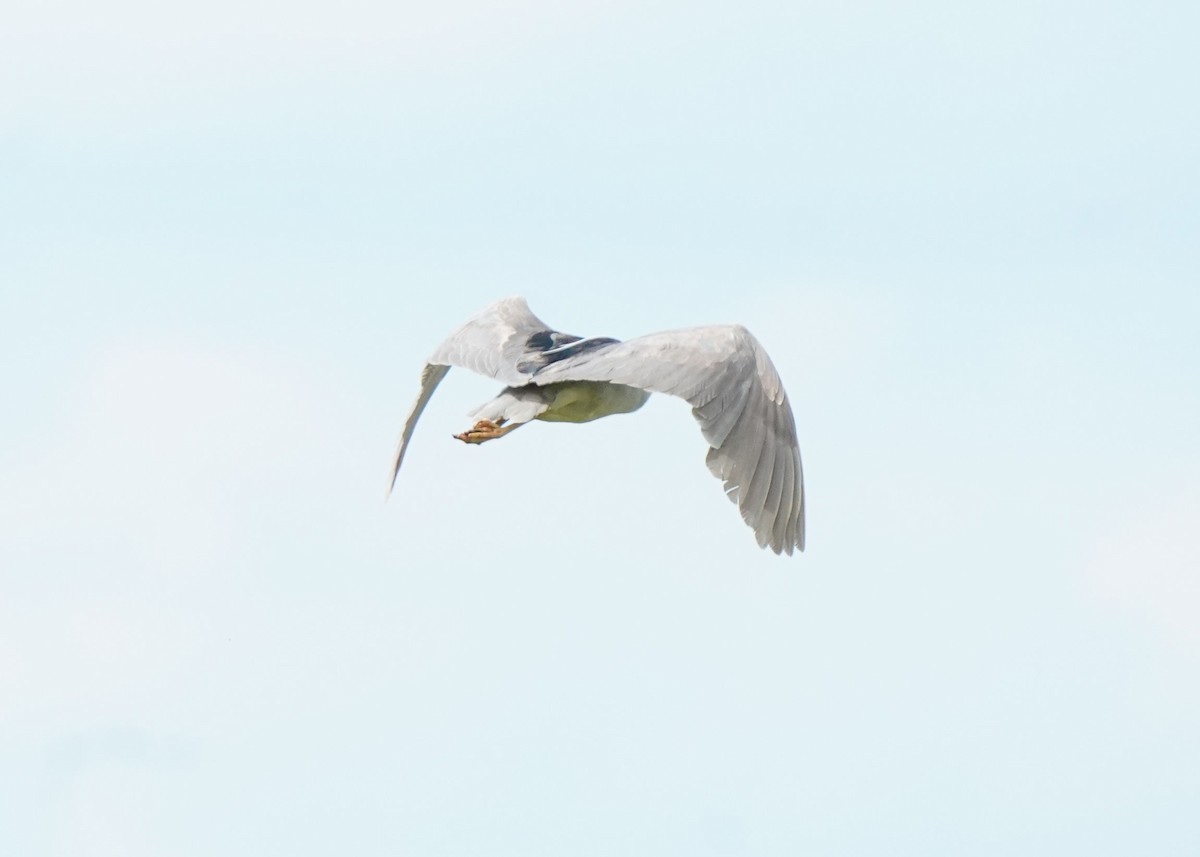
[454,419,513,445]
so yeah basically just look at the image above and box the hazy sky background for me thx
[3,1,1198,854]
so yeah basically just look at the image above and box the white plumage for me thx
[388,297,805,555]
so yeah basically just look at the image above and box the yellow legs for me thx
[454,418,521,445]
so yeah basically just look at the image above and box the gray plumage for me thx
[388,296,805,555]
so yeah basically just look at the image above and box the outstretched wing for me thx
[387,296,556,494]
[529,325,805,554]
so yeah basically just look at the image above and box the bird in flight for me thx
[387,296,805,554]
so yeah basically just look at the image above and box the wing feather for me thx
[761,441,788,550]
[386,364,449,496]
[740,404,778,546]
[772,433,798,553]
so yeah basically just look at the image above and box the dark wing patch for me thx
[518,331,621,374]
[525,330,581,351]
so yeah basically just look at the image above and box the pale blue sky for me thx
[2,1,1198,855]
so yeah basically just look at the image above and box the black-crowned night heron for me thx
[388,297,805,554]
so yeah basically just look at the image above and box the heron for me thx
[387,296,805,554]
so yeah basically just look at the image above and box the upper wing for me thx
[387,296,555,494]
[425,295,555,387]
[529,325,805,554]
